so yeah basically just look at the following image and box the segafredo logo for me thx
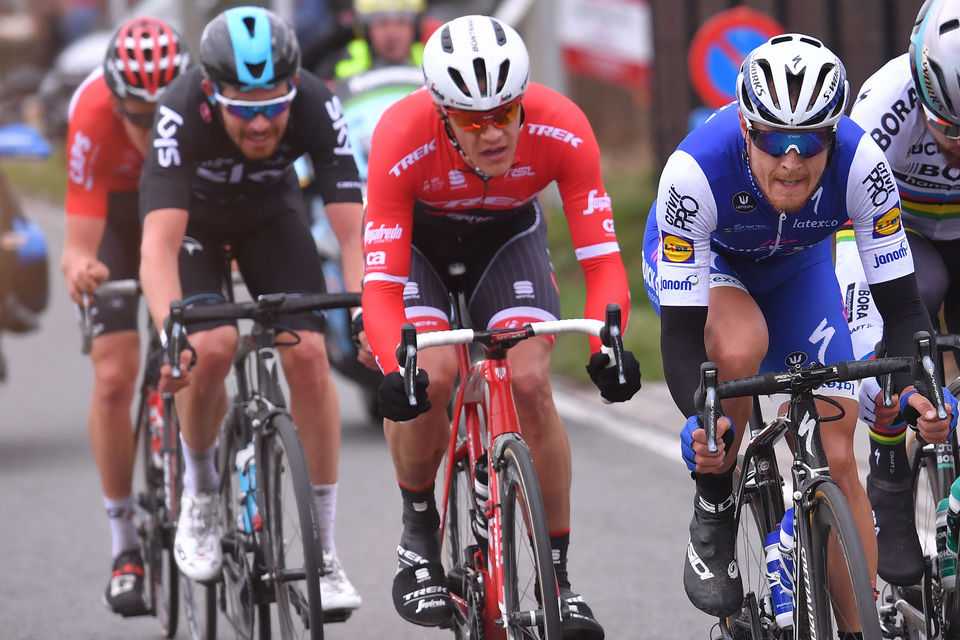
[364,221,403,244]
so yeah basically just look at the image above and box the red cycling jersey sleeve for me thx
[362,83,630,373]
[65,70,144,220]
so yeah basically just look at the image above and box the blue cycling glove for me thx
[680,414,735,471]
[899,386,960,436]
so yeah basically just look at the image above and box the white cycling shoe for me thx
[174,491,223,582]
[320,553,362,613]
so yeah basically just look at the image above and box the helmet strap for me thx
[440,113,491,181]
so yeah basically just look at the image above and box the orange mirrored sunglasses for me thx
[443,99,522,133]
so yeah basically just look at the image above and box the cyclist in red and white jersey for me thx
[60,16,189,616]
[360,14,641,638]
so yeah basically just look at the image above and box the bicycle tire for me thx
[138,389,179,638]
[217,406,263,639]
[497,437,563,640]
[906,434,960,640]
[443,444,484,640]
[725,454,787,640]
[793,480,882,639]
[263,412,325,639]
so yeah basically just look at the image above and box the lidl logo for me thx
[662,233,695,263]
[872,207,901,238]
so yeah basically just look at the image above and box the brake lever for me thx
[397,323,418,406]
[600,303,626,385]
[168,302,185,380]
[695,362,719,453]
[915,331,947,421]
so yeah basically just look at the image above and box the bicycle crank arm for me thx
[498,609,544,628]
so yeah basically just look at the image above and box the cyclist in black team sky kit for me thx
[138,5,365,615]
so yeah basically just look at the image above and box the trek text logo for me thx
[389,140,437,176]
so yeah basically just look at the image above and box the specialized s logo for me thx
[154,105,184,168]
[661,233,694,263]
[325,96,353,156]
[872,207,901,238]
[582,189,612,215]
[732,191,757,213]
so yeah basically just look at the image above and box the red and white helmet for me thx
[104,16,190,103]
[422,15,528,111]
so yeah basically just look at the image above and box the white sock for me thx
[313,483,338,558]
[105,495,139,558]
[181,434,219,495]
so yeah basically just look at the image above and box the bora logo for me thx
[662,234,694,263]
[872,207,901,238]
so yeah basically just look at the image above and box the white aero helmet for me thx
[736,33,848,130]
[911,0,960,126]
[422,14,529,111]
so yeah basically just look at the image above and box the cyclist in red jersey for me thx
[59,16,189,617]
[360,14,642,638]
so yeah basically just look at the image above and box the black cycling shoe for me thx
[559,586,605,639]
[392,544,453,627]
[682,494,742,617]
[103,549,148,617]
[868,474,924,585]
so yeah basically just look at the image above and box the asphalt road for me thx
[0,196,743,639]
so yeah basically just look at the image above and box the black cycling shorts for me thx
[84,191,141,336]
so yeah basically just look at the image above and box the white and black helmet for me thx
[737,33,848,130]
[422,15,529,111]
[910,0,960,126]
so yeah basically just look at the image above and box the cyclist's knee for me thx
[92,361,138,406]
[280,331,331,379]
[707,341,765,379]
[190,326,237,382]
[510,364,552,407]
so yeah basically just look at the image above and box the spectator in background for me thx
[322,0,425,79]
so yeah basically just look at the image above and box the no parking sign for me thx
[688,7,784,109]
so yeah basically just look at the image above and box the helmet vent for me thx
[942,19,960,35]
[241,16,257,36]
[447,67,470,98]
[440,26,453,53]
[491,18,506,45]
[808,64,835,110]
[473,58,488,95]
[496,60,510,93]
[770,35,792,45]
[930,60,956,113]
[798,36,822,48]
[246,61,266,79]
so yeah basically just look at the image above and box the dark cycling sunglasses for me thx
[117,105,155,130]
[214,87,298,121]
[443,99,522,133]
[922,103,960,140]
[747,126,835,159]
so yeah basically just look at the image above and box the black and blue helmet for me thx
[199,6,300,91]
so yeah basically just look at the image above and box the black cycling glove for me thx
[379,370,432,422]
[586,350,642,403]
[350,309,364,351]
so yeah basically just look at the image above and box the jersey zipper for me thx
[765,211,787,258]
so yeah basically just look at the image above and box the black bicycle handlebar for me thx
[696,331,944,452]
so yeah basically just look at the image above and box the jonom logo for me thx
[732,191,757,213]
[660,274,699,291]
[871,242,908,269]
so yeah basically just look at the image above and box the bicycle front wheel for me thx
[794,480,881,640]
[497,437,562,640]
[263,413,324,639]
[443,446,484,639]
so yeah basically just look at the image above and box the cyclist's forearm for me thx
[325,201,364,293]
[140,208,187,332]
[871,274,935,390]
[661,305,708,417]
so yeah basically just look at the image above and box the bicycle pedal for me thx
[322,609,353,623]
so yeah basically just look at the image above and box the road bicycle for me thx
[877,333,960,640]
[78,279,214,639]
[702,332,946,640]
[397,299,629,639]
[166,288,361,640]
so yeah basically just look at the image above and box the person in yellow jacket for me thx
[334,0,425,79]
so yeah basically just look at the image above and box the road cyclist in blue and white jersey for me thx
[641,33,957,634]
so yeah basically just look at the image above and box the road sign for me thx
[688,7,783,109]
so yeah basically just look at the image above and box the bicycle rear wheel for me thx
[794,480,881,640]
[497,437,562,640]
[263,413,324,639]
[443,445,485,639]
[138,389,179,638]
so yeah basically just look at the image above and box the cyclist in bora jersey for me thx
[641,34,957,631]
[359,14,641,639]
[834,0,960,587]
[138,6,364,614]
[60,17,189,616]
